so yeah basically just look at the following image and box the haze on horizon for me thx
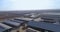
[0,0,60,11]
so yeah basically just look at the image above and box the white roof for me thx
[0,23,12,29]
[15,17,33,21]
[42,13,60,15]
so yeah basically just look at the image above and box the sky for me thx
[0,0,60,11]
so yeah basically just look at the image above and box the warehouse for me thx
[27,21,60,32]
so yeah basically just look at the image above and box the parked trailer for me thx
[0,23,12,32]
[27,21,60,32]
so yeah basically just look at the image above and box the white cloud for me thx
[11,0,54,10]
[0,0,55,10]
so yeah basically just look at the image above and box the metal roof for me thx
[14,18,33,21]
[10,20,25,23]
[3,21,21,27]
[28,21,60,32]
[42,13,60,15]
[0,23,12,32]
